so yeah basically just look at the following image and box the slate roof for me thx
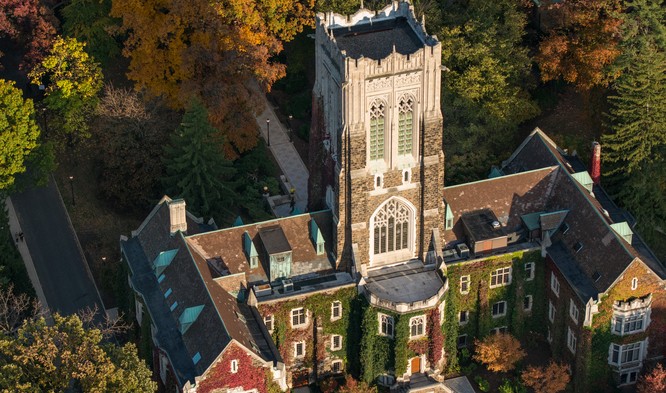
[123,198,285,387]
[442,167,559,244]
[331,16,424,59]
[186,211,335,284]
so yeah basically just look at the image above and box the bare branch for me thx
[0,284,42,335]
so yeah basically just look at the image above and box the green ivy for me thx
[443,249,545,373]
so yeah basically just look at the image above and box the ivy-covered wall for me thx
[257,285,360,382]
[443,249,545,372]
[584,260,666,393]
[359,299,445,383]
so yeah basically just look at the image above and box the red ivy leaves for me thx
[427,308,443,365]
[197,344,268,393]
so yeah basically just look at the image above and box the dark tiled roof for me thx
[460,209,506,242]
[121,236,198,385]
[331,17,424,59]
[258,226,292,254]
[186,211,335,284]
[547,241,599,301]
[442,167,559,244]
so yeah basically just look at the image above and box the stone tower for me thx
[309,1,445,276]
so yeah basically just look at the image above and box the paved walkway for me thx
[9,177,105,322]
[5,197,50,318]
[255,98,309,212]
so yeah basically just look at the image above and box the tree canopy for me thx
[62,0,121,67]
[111,0,315,156]
[29,36,104,141]
[162,100,237,218]
[439,0,538,184]
[0,313,156,392]
[536,0,623,90]
[0,0,57,70]
[0,80,40,190]
[473,333,526,373]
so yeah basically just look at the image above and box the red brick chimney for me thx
[590,141,601,185]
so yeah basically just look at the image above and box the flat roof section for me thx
[461,209,507,243]
[258,225,292,254]
[364,262,443,304]
[331,17,423,59]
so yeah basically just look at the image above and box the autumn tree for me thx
[62,0,121,66]
[0,313,156,392]
[0,0,57,70]
[536,0,623,90]
[162,100,237,218]
[29,37,103,142]
[338,376,377,393]
[601,0,666,243]
[473,333,526,373]
[0,80,40,190]
[111,0,314,156]
[92,85,178,212]
[439,0,539,184]
[521,362,570,393]
[637,363,666,393]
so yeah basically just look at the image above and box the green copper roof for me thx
[521,212,542,231]
[179,305,204,335]
[611,222,634,244]
[153,249,178,277]
[243,231,258,258]
[233,216,244,226]
[310,219,325,245]
[571,171,594,192]
[488,167,504,178]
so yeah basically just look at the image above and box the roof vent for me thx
[573,241,583,253]
[283,279,294,292]
[592,271,601,282]
[491,221,501,229]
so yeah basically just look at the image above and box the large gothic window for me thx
[373,199,411,255]
[369,100,386,161]
[398,96,414,156]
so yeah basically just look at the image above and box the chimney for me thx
[168,199,187,234]
[590,142,601,185]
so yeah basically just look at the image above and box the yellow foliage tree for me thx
[111,0,314,156]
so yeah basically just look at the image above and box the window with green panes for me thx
[398,96,413,155]
[369,100,386,161]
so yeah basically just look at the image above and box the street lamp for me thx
[288,115,293,142]
[68,176,75,206]
[266,118,271,147]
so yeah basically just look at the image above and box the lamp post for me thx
[68,176,75,206]
[266,118,271,147]
[288,115,293,142]
[41,106,48,136]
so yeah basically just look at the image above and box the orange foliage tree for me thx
[637,363,666,393]
[521,361,570,393]
[111,0,314,157]
[536,0,623,90]
[473,333,525,373]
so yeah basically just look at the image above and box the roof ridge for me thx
[444,166,557,190]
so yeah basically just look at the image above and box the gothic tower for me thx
[309,1,445,277]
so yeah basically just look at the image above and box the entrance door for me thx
[410,357,421,374]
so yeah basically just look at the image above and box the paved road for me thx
[10,177,104,320]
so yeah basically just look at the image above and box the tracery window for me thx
[369,100,386,161]
[373,199,410,255]
[398,96,414,155]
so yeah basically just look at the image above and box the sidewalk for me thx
[5,197,51,318]
[255,98,309,213]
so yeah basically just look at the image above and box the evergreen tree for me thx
[602,0,666,244]
[162,100,236,218]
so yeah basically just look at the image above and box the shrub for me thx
[521,361,570,393]
[475,376,490,392]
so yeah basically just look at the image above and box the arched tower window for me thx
[369,100,386,161]
[372,198,412,256]
[398,95,414,156]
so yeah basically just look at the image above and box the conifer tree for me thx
[602,0,666,242]
[162,100,236,217]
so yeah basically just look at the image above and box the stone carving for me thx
[367,77,392,92]
[395,72,421,87]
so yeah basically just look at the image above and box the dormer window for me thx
[153,249,179,277]
[310,219,325,256]
[243,231,259,269]
[179,305,204,334]
[258,226,292,282]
